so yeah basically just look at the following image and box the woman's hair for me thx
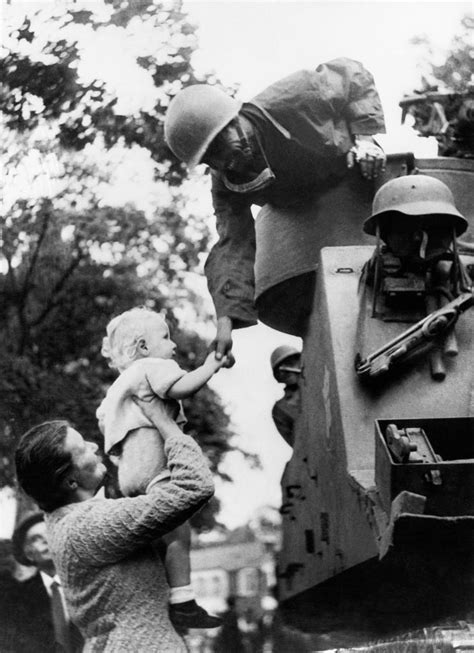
[102,307,166,370]
[15,420,73,512]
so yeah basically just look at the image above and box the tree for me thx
[0,0,246,529]
[403,13,474,158]
[410,13,473,91]
[0,0,218,182]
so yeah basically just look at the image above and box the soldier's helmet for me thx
[270,345,301,379]
[364,175,468,236]
[164,85,241,169]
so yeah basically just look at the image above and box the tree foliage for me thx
[410,13,473,91]
[0,0,216,182]
[0,0,243,529]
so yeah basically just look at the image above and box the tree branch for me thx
[20,207,51,306]
[4,253,18,296]
[29,250,83,328]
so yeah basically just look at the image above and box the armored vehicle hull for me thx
[255,156,474,649]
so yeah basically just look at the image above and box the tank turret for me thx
[255,155,474,336]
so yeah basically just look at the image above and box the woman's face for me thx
[63,427,107,493]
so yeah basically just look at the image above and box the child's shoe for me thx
[169,600,222,630]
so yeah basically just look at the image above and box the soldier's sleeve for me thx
[272,402,295,447]
[204,173,259,328]
[315,57,386,135]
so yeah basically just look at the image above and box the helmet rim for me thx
[364,175,468,236]
[270,345,301,372]
[164,85,242,169]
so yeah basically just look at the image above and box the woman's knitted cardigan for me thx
[45,433,214,652]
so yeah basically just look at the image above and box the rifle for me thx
[355,292,474,381]
[399,86,474,157]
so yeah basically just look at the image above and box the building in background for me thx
[191,521,279,618]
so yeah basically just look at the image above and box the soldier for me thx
[164,58,386,360]
[270,345,302,447]
[362,174,468,264]
[356,174,471,382]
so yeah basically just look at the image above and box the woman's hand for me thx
[132,397,181,441]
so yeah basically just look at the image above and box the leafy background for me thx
[1,0,246,529]
[1,1,472,530]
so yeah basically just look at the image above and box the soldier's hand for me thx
[347,136,386,180]
[211,316,235,366]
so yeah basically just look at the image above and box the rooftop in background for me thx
[191,539,271,573]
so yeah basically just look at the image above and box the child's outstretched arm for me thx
[167,352,226,400]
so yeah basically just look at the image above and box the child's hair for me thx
[102,307,167,370]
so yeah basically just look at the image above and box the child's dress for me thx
[97,358,187,454]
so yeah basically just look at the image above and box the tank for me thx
[255,155,474,336]
[255,154,474,649]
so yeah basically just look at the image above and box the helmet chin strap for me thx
[234,117,253,160]
[222,116,275,192]
[417,229,429,260]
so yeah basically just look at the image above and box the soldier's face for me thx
[203,123,252,175]
[202,122,257,177]
[275,354,301,385]
[383,222,453,261]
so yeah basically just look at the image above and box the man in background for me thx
[0,512,83,653]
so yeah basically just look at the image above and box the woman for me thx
[15,399,214,652]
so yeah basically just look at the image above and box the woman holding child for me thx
[97,307,225,630]
[15,389,214,651]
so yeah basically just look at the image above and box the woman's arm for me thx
[166,352,225,400]
[67,400,214,566]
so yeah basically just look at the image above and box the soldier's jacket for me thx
[205,57,386,327]
[272,389,301,448]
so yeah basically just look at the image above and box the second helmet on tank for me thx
[164,85,242,169]
[270,345,301,373]
[364,174,468,236]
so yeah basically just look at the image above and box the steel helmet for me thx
[164,85,242,169]
[364,175,468,236]
[270,345,301,372]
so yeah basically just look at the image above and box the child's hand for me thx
[204,351,223,371]
[204,350,232,372]
[220,352,235,368]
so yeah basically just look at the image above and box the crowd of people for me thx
[4,56,392,651]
